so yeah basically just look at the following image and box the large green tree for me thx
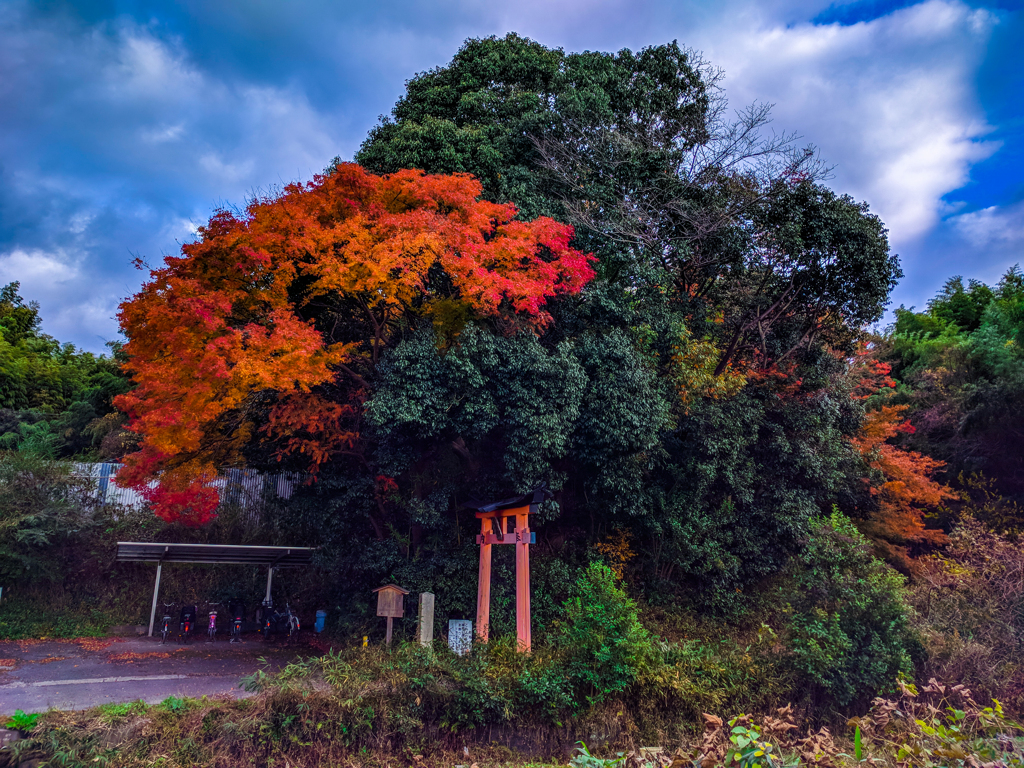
[325,34,900,606]
[107,33,902,619]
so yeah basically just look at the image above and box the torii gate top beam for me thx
[462,487,547,515]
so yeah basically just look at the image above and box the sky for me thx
[0,0,1021,352]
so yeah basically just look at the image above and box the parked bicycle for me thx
[179,604,197,643]
[259,599,300,643]
[206,603,219,642]
[228,600,245,643]
[159,602,174,644]
[284,603,300,642]
[260,598,274,643]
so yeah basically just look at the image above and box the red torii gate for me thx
[463,488,547,652]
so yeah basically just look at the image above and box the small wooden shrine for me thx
[463,487,547,652]
[372,583,409,646]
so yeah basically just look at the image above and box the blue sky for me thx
[1,0,1021,351]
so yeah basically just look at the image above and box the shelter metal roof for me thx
[116,542,316,567]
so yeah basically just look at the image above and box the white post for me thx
[264,567,273,604]
[147,564,163,637]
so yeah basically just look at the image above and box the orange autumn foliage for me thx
[850,346,954,560]
[115,164,595,525]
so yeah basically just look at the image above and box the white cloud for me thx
[87,25,340,191]
[0,9,348,348]
[951,201,1024,248]
[0,248,120,346]
[142,123,185,143]
[0,248,81,289]
[698,0,998,246]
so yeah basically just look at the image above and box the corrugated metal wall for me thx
[71,462,305,518]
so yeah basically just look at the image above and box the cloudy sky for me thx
[1,0,1020,351]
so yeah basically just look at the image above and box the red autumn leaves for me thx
[114,164,595,524]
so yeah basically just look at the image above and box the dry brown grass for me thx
[910,516,1024,713]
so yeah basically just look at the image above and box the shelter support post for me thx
[148,564,163,638]
[265,567,274,604]
[476,516,492,642]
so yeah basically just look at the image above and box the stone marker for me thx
[418,592,435,647]
[448,619,472,655]
[0,729,21,748]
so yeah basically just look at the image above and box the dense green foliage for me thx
[878,267,1024,500]
[0,451,97,583]
[782,511,914,707]
[554,562,655,707]
[356,34,709,226]
[270,33,901,622]
[0,283,130,460]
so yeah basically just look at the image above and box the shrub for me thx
[782,510,914,707]
[553,561,656,708]
[5,709,40,731]
[0,451,97,583]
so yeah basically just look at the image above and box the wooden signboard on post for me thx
[372,584,409,646]
[463,487,547,652]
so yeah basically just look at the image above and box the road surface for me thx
[0,634,310,713]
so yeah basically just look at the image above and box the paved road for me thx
[0,635,309,713]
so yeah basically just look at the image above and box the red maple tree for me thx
[115,164,595,525]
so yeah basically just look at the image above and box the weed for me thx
[5,708,39,730]
[571,742,627,767]
[157,695,189,713]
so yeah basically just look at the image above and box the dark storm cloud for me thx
[0,0,1020,349]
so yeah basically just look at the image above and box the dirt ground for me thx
[0,632,317,714]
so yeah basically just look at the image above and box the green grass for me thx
[97,700,149,721]
[0,599,120,640]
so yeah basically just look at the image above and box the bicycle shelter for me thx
[115,542,317,637]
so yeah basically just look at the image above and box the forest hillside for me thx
[2,33,1023,767]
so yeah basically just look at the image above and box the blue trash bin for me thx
[315,610,327,633]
